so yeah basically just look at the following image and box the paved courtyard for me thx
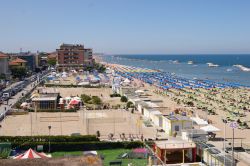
[0,109,167,140]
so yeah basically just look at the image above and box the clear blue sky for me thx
[1,0,250,54]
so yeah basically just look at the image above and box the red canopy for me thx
[69,99,79,105]
[14,148,48,159]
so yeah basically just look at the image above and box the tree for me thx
[81,94,92,104]
[126,101,134,108]
[186,101,194,107]
[120,96,128,102]
[96,131,100,138]
[10,66,27,79]
[92,96,102,105]
[47,58,56,66]
[0,73,6,80]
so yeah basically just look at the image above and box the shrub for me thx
[11,141,143,152]
[81,94,92,103]
[0,148,10,159]
[126,101,134,108]
[110,93,121,97]
[120,96,128,102]
[92,96,102,105]
[0,135,99,143]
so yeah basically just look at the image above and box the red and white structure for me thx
[14,148,49,159]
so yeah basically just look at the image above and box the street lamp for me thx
[59,98,64,135]
[48,125,51,153]
[222,118,227,166]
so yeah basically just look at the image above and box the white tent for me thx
[200,125,220,132]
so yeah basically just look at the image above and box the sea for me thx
[102,54,250,86]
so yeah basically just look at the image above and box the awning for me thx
[200,125,220,132]
[191,117,208,125]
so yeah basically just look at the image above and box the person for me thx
[141,134,144,142]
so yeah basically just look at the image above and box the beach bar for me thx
[153,138,197,164]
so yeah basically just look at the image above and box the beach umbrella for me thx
[20,102,28,107]
[31,93,40,98]
[69,99,79,105]
[73,96,81,101]
[78,81,89,85]
[14,148,49,159]
[135,90,144,93]
[124,78,130,83]
[61,74,67,78]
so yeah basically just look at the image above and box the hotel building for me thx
[57,44,84,71]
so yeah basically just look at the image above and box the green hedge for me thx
[11,141,143,152]
[45,84,104,88]
[0,135,99,143]
[110,93,121,97]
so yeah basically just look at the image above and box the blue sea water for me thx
[102,54,250,86]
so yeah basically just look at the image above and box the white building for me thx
[162,114,192,136]
[84,48,94,66]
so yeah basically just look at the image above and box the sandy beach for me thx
[107,63,250,143]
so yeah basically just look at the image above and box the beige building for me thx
[31,89,59,110]
[0,52,10,76]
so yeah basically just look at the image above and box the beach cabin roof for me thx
[32,96,57,101]
[150,110,162,116]
[145,102,159,108]
[164,114,191,121]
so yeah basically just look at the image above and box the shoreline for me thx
[100,58,250,143]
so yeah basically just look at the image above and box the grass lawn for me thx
[52,149,148,166]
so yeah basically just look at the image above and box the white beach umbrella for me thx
[62,72,67,75]
[61,74,67,78]
[78,82,89,85]
[124,78,130,83]
[73,96,81,101]
[135,90,144,93]
[20,102,28,107]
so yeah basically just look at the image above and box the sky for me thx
[0,0,250,54]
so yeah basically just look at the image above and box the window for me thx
[175,125,179,131]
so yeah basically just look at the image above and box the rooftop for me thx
[0,52,8,58]
[10,58,27,64]
[32,96,57,101]
[164,114,191,121]
[155,137,196,149]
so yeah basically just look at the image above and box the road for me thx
[0,72,49,121]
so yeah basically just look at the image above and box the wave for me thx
[206,63,219,67]
[233,65,250,72]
